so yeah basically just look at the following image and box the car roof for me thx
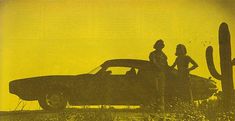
[101,59,155,69]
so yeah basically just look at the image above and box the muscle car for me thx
[9,59,217,110]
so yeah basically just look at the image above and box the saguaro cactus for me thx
[206,22,234,110]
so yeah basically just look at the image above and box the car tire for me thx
[38,91,68,111]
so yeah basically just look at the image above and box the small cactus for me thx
[206,22,234,110]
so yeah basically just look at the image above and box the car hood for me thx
[12,73,92,82]
[9,74,94,89]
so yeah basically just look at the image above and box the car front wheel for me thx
[38,91,67,111]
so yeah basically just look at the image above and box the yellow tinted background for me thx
[0,0,235,111]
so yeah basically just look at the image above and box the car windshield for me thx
[88,66,102,74]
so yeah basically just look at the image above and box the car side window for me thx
[106,67,138,75]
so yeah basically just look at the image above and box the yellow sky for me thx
[0,0,235,111]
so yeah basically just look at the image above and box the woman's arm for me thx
[188,56,198,71]
[171,58,177,69]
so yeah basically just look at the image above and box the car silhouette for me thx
[9,59,217,110]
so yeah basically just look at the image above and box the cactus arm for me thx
[206,46,222,80]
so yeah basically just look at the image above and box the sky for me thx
[0,0,235,111]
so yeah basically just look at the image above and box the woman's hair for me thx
[175,44,187,56]
[153,39,164,49]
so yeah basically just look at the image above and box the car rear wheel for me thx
[38,91,67,111]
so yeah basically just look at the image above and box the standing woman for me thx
[171,44,198,103]
[149,39,168,112]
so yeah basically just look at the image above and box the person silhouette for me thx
[149,39,168,112]
[171,44,198,103]
[149,39,168,70]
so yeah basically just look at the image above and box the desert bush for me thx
[141,91,235,121]
[141,98,207,120]
[68,109,116,121]
[166,98,207,120]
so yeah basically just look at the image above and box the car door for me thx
[134,68,158,104]
[70,74,105,105]
[102,66,139,105]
